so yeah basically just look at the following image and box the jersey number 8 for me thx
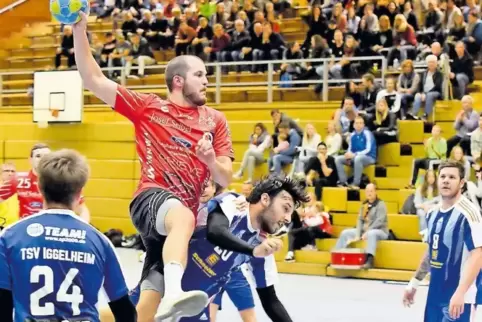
[432,234,439,250]
[30,266,84,316]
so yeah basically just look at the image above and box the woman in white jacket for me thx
[291,123,321,177]
[376,77,402,116]
[233,123,271,183]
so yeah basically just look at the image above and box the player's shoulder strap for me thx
[456,196,482,224]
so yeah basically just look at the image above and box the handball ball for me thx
[50,0,90,25]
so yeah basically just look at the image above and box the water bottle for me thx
[393,59,400,69]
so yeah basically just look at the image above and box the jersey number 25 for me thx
[30,266,84,316]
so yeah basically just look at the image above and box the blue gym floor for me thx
[107,249,481,322]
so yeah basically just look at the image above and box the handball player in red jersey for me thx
[73,13,234,321]
[0,143,90,222]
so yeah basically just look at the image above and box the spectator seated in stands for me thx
[370,99,398,146]
[107,33,132,79]
[233,122,271,183]
[211,2,229,30]
[445,11,467,59]
[334,97,359,146]
[304,142,338,200]
[449,145,472,181]
[267,122,301,175]
[270,109,303,147]
[254,22,286,72]
[285,193,332,262]
[240,182,254,197]
[329,35,363,80]
[359,73,380,118]
[191,17,213,60]
[419,0,444,44]
[368,15,392,58]
[335,116,377,189]
[55,25,75,69]
[152,9,174,50]
[388,14,417,65]
[121,11,138,38]
[408,55,443,121]
[325,120,342,156]
[341,81,362,109]
[376,77,401,117]
[125,33,156,78]
[470,115,482,162]
[446,95,479,157]
[223,19,251,73]
[333,183,388,269]
[204,24,231,69]
[397,59,420,119]
[295,35,330,88]
[291,123,321,178]
[269,133,289,170]
[414,170,440,240]
[99,32,117,69]
[463,10,482,58]
[279,41,304,80]
[407,124,447,188]
[449,42,474,99]
[175,21,197,56]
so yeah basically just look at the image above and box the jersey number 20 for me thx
[30,266,84,316]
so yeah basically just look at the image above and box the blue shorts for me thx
[424,303,476,322]
[128,284,141,306]
[212,269,255,311]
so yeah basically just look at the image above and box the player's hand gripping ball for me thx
[50,0,90,25]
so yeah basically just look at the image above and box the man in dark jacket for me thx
[450,42,474,99]
[410,54,443,120]
[253,22,286,72]
[360,73,381,117]
[224,19,251,72]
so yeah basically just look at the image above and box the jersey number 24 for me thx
[30,266,84,316]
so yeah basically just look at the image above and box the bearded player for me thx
[101,176,307,322]
[73,12,234,321]
[403,161,482,321]
[0,143,90,222]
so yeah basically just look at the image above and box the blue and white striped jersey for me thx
[426,196,482,305]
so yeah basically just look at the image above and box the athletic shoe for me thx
[154,291,209,321]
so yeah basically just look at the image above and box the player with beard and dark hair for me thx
[99,176,308,322]
[403,161,482,322]
[73,12,234,322]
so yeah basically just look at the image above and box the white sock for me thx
[163,261,184,298]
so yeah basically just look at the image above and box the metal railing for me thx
[0,0,27,14]
[0,55,389,106]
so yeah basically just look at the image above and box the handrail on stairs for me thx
[0,0,28,15]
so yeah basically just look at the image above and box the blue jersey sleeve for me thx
[462,204,482,251]
[249,255,279,289]
[102,237,129,302]
[0,234,11,290]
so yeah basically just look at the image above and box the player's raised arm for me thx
[72,13,117,107]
